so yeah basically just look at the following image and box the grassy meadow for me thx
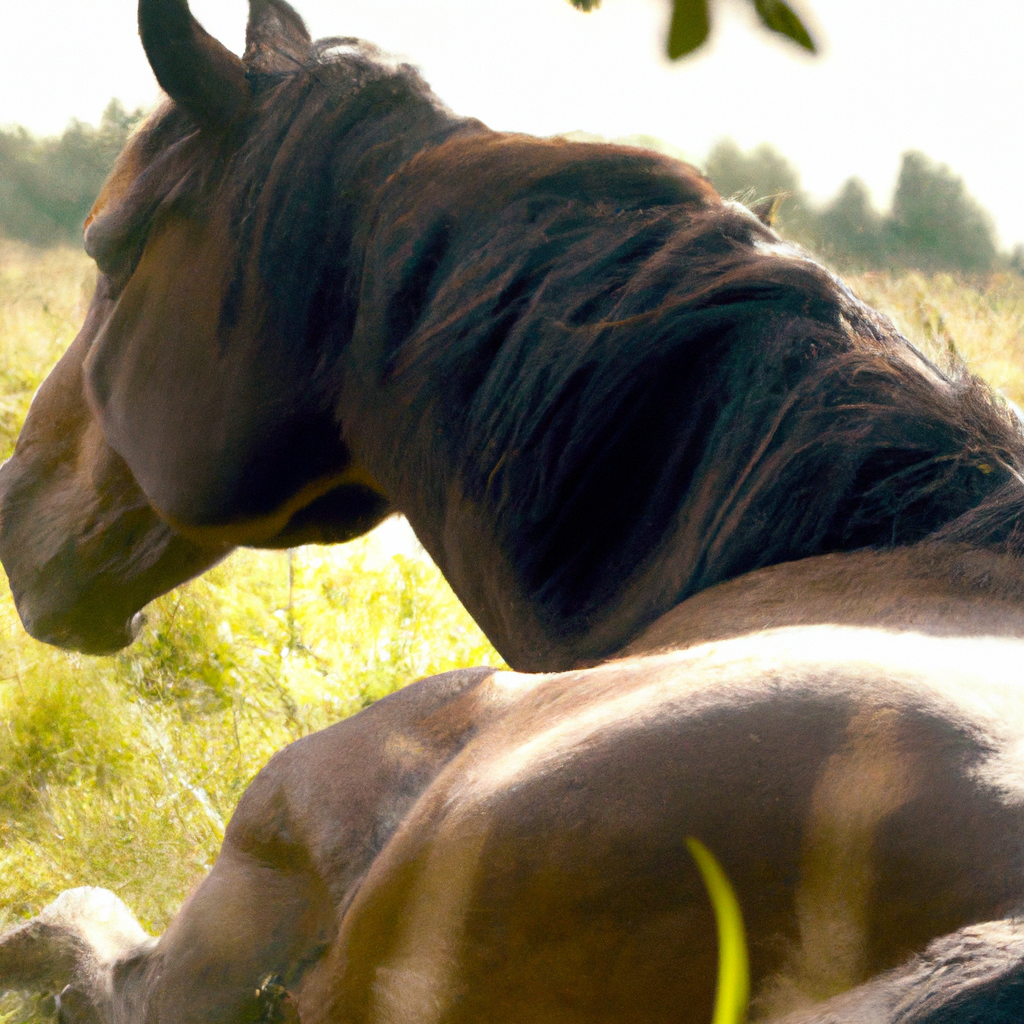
[2,241,1024,1019]
[849,269,1024,408]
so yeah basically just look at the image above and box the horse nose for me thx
[17,602,145,655]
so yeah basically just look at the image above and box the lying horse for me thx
[4,0,1024,1021]
[5,617,1024,1024]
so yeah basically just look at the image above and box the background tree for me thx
[0,104,1005,278]
[0,100,145,246]
[703,140,1001,275]
[703,139,816,239]
[888,151,997,274]
[813,178,887,268]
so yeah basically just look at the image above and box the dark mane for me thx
[380,188,1024,642]
[89,37,469,363]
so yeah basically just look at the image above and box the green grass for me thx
[0,531,502,1024]
[847,270,1024,407]
[0,536,501,932]
[688,838,750,1024]
[0,241,94,462]
[2,242,1024,1022]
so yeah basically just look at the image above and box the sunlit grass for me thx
[847,270,1024,407]
[688,838,749,1024]
[0,529,501,937]
[0,241,95,462]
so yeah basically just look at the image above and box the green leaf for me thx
[568,0,602,10]
[752,0,816,52]
[667,0,711,59]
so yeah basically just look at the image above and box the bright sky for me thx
[2,0,1023,246]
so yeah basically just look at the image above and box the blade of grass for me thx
[687,836,749,1024]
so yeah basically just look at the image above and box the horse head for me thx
[0,0,403,652]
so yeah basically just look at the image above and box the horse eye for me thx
[83,214,121,270]
[84,216,148,295]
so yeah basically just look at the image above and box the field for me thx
[2,241,1024,1019]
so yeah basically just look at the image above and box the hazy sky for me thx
[3,0,1024,246]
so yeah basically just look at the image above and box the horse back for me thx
[296,629,1024,1023]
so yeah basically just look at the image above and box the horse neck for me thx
[338,132,1024,672]
[623,543,1024,657]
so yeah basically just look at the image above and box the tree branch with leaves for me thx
[568,0,816,59]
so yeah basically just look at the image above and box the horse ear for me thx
[244,0,313,74]
[139,0,250,123]
[749,195,781,227]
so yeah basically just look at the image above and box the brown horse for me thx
[3,1,1024,1021]
[1,0,1022,668]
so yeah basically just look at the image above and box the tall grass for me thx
[1,242,1024,1021]
[0,534,501,930]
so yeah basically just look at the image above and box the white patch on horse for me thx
[472,627,1024,802]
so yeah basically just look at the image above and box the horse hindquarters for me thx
[297,639,1024,1024]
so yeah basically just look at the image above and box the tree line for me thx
[0,100,146,247]
[702,139,1008,275]
[0,101,1013,275]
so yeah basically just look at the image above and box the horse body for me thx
[5,561,1024,1023]
[4,0,1024,1020]
[307,620,1024,1024]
